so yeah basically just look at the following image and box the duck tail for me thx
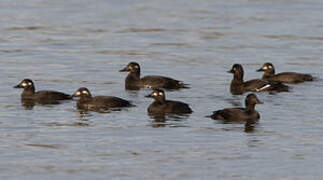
[205,111,221,120]
[179,82,190,89]
[303,74,314,81]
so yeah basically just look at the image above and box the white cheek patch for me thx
[159,92,163,96]
[153,92,158,96]
[75,91,81,96]
[28,82,32,85]
[22,82,27,87]
[268,65,272,69]
[262,66,268,70]
[82,90,89,94]
[134,65,139,69]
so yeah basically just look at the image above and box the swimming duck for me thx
[72,87,134,111]
[14,79,71,104]
[228,64,289,95]
[257,62,313,84]
[208,93,262,123]
[119,62,189,90]
[145,89,192,114]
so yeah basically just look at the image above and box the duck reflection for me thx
[225,96,243,107]
[244,120,257,133]
[148,113,190,128]
[21,99,61,110]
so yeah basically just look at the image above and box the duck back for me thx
[141,75,189,89]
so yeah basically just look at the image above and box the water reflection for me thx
[38,121,90,127]
[224,97,243,107]
[246,137,263,148]
[217,120,259,133]
[244,122,257,133]
[148,113,190,128]
[149,114,167,128]
[125,89,141,98]
[20,99,61,110]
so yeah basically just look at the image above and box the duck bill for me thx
[227,69,234,73]
[119,67,129,72]
[256,68,264,72]
[14,84,23,88]
[145,94,153,98]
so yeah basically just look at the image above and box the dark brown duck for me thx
[119,62,189,90]
[14,79,71,104]
[208,93,262,123]
[146,89,192,114]
[257,62,313,84]
[228,64,289,95]
[72,87,134,111]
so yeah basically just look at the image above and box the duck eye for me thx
[159,92,163,96]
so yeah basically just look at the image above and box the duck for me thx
[228,64,289,95]
[257,62,313,84]
[72,87,134,111]
[208,93,262,123]
[14,79,71,104]
[119,62,189,90]
[145,89,192,114]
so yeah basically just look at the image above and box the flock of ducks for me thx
[14,61,314,131]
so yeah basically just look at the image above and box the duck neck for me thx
[126,71,141,82]
[245,102,256,112]
[263,69,275,79]
[22,86,35,97]
[79,95,92,102]
[154,97,166,104]
[231,72,244,85]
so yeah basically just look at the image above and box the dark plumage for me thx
[72,87,134,111]
[14,79,71,104]
[228,64,289,95]
[145,89,192,114]
[208,93,262,123]
[119,62,189,90]
[257,62,314,84]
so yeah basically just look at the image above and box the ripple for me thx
[94,50,164,56]
[264,34,323,41]
[116,28,167,33]
[35,79,116,85]
[151,42,192,47]
[25,144,65,149]
[38,122,90,127]
[200,31,226,40]
[7,26,49,31]
[0,49,23,53]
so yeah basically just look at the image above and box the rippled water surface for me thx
[1,0,323,179]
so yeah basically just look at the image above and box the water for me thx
[1,0,323,179]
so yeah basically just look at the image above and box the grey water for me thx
[1,0,323,179]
